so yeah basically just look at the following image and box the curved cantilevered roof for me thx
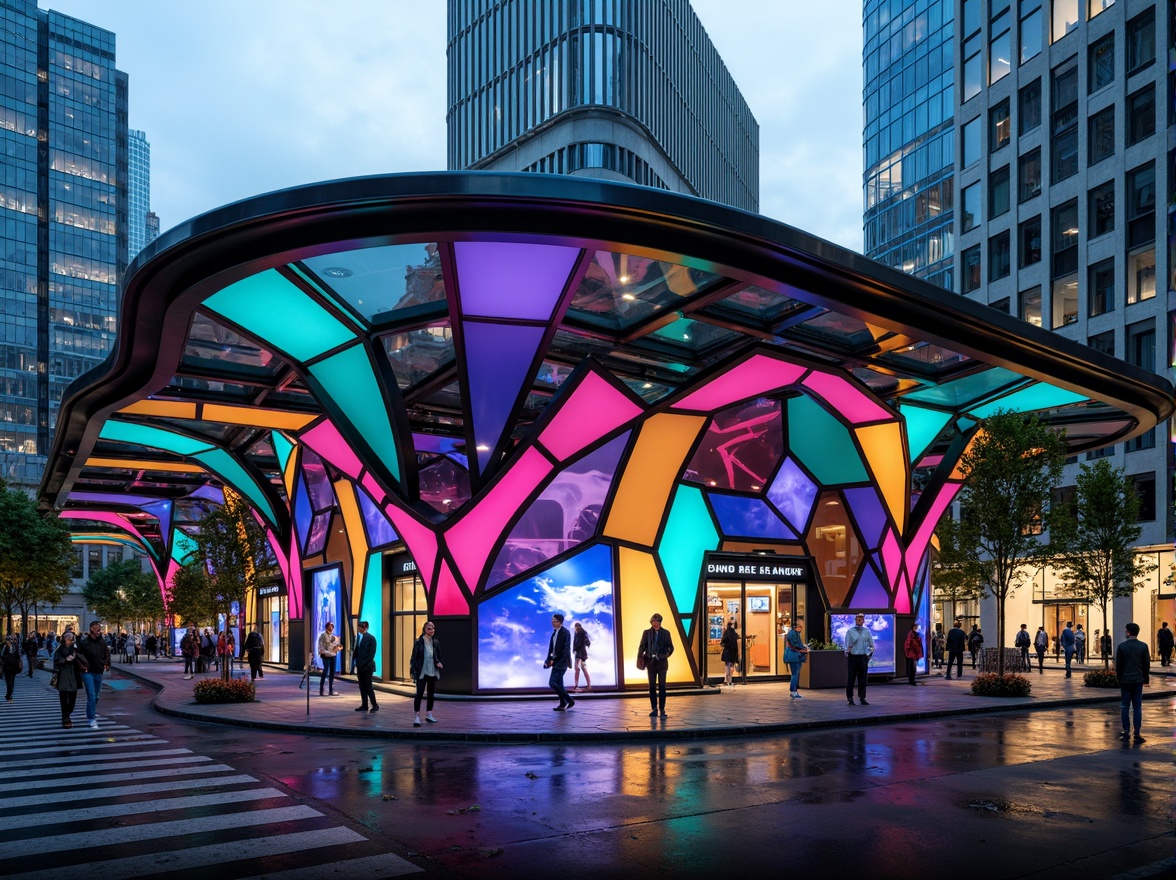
[38,172,1173,565]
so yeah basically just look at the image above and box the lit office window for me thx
[1020,286,1043,325]
[989,99,1011,150]
[1088,0,1115,20]
[1126,249,1156,304]
[1051,275,1078,327]
[1052,0,1079,42]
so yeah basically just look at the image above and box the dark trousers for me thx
[1064,648,1074,676]
[247,651,263,680]
[946,649,964,677]
[26,654,36,677]
[549,665,571,704]
[906,658,918,684]
[1161,648,1172,667]
[1035,647,1046,672]
[357,665,377,708]
[58,689,77,721]
[319,655,335,694]
[2,669,14,700]
[183,654,194,674]
[846,654,869,701]
[1119,682,1143,734]
[414,675,437,712]
[646,663,667,710]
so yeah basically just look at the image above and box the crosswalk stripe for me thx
[0,825,369,880]
[17,753,212,778]
[236,851,425,879]
[1,787,288,831]
[0,774,260,809]
[0,747,193,771]
[0,739,167,758]
[0,762,237,792]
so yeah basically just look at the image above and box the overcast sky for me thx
[45,1,865,251]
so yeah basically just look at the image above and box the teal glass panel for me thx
[308,343,401,481]
[657,484,719,617]
[202,270,356,362]
[900,405,955,462]
[968,383,1088,419]
[903,367,1025,408]
[99,421,214,457]
[271,430,295,473]
[193,448,279,527]
[360,550,385,678]
[683,617,693,638]
[787,396,868,485]
[171,530,198,564]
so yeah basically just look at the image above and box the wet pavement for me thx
[110,657,1176,742]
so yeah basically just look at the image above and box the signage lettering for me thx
[704,555,809,581]
[258,584,282,597]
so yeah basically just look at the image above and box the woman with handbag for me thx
[53,630,88,727]
[1,634,22,702]
[719,619,741,687]
[408,620,443,727]
[782,617,809,699]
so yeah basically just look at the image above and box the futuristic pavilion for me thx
[38,173,1173,694]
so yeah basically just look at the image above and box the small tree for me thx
[0,486,73,635]
[1051,459,1154,668]
[945,411,1067,676]
[168,560,215,630]
[84,558,162,634]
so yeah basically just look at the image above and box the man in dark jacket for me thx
[76,620,111,729]
[945,620,967,680]
[1157,622,1173,667]
[22,633,38,677]
[1114,622,1150,743]
[544,613,574,711]
[352,621,378,712]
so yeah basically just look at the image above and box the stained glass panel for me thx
[683,398,783,492]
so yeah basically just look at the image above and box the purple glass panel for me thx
[419,455,472,515]
[683,398,783,492]
[301,449,335,511]
[190,485,225,505]
[140,500,173,543]
[305,510,332,556]
[486,433,628,588]
[462,321,546,474]
[707,493,796,540]
[850,562,890,609]
[357,489,398,548]
[454,241,579,321]
[843,487,888,550]
[293,474,311,553]
[413,433,463,455]
[766,457,818,533]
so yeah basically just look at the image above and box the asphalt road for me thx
[67,674,1174,879]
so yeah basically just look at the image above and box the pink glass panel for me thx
[904,481,961,581]
[454,241,579,321]
[361,472,385,505]
[301,420,364,481]
[446,447,553,591]
[850,562,890,608]
[60,510,154,556]
[268,529,289,596]
[684,398,783,492]
[385,503,440,586]
[539,370,644,461]
[164,558,181,607]
[672,355,806,412]
[433,560,470,615]
[894,575,911,613]
[881,528,902,588]
[802,371,894,425]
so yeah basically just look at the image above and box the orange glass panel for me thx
[618,548,693,686]
[855,422,907,534]
[334,479,371,616]
[85,457,204,473]
[283,444,301,501]
[203,403,318,431]
[807,491,863,608]
[117,400,198,419]
[603,413,705,547]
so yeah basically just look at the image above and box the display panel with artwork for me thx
[829,612,895,674]
[311,566,342,671]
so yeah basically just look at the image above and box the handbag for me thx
[636,651,647,671]
[50,671,59,688]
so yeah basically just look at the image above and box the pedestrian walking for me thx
[544,613,574,711]
[783,616,808,698]
[903,622,924,685]
[1033,626,1048,673]
[572,622,592,692]
[844,613,874,705]
[243,627,264,681]
[145,632,157,660]
[52,631,87,728]
[637,613,674,718]
[720,619,741,687]
[352,621,378,712]
[1156,622,1172,667]
[409,620,443,726]
[1,634,22,701]
[1074,623,1086,664]
[22,632,38,677]
[199,628,215,673]
[1061,621,1076,677]
[1014,624,1031,671]
[931,627,945,669]
[967,625,983,669]
[76,620,110,729]
[223,629,236,673]
[317,621,341,696]
[1114,623,1150,744]
[180,627,197,679]
[945,620,966,679]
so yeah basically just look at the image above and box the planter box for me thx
[799,650,845,689]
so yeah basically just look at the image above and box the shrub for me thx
[970,673,1032,697]
[1083,668,1119,689]
[193,677,256,704]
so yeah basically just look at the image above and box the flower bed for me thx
[1082,668,1119,689]
[193,678,256,704]
[969,672,1032,697]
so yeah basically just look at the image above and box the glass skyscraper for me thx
[128,128,156,261]
[0,0,127,489]
[446,0,759,211]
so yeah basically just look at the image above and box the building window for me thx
[1020,0,1043,62]
[990,297,1010,313]
[1126,163,1155,248]
[1088,258,1114,316]
[990,230,1011,280]
[1051,199,1078,277]
[1052,275,1078,326]
[1088,0,1115,20]
[1086,445,1114,460]
[1088,33,1114,92]
[1087,106,1114,165]
[1052,0,1079,41]
[1050,58,1079,181]
[1126,249,1156,304]
[962,245,982,293]
[1019,78,1042,134]
[1128,473,1155,522]
[963,27,982,101]
[1087,329,1114,356]
[990,1,1012,83]
[1019,215,1042,266]
[1019,149,1042,201]
[1126,84,1155,145]
[1088,180,1115,238]
[1127,319,1155,370]
[1125,428,1155,452]
[1021,286,1043,326]
[1126,8,1155,74]
[990,100,1011,152]
[962,181,981,232]
[990,166,1010,217]
[962,117,982,166]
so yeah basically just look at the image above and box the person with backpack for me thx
[1033,626,1048,673]
[243,627,265,681]
[1014,624,1031,672]
[968,625,984,669]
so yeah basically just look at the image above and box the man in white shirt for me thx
[844,613,875,707]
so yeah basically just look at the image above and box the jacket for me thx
[782,628,807,663]
[720,626,741,663]
[243,631,264,653]
[1034,630,1049,650]
[0,641,21,673]
[408,635,442,680]
[1113,638,1150,685]
[180,633,197,656]
[52,643,87,692]
[317,631,340,657]
[904,631,924,660]
[945,626,967,652]
[353,631,377,671]
[1061,627,1076,650]
[572,628,591,660]
[1014,630,1031,648]
[76,632,110,673]
[545,626,572,670]
[1158,626,1174,651]
[637,626,674,671]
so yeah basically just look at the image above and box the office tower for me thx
[446,0,759,211]
[128,129,154,261]
[0,1,127,490]
[862,0,956,290]
[865,0,1173,638]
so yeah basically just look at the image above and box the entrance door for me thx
[705,581,799,680]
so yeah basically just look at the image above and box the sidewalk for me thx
[109,658,1175,743]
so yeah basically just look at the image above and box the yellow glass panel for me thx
[618,547,693,687]
[603,413,706,547]
[203,403,318,431]
[283,443,301,500]
[334,479,371,616]
[855,422,907,534]
[85,457,204,473]
[118,399,199,419]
